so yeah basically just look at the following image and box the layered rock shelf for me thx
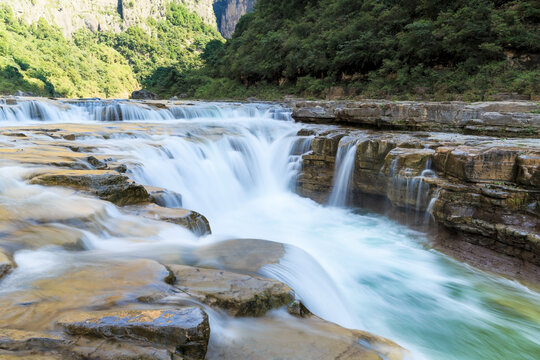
[292,100,540,138]
[295,103,540,275]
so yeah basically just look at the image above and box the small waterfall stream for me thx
[0,99,539,360]
[328,137,359,207]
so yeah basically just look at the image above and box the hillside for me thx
[184,0,540,101]
[0,1,223,98]
[7,0,253,38]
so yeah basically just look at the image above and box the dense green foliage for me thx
[0,2,221,98]
[0,0,537,100]
[190,0,540,100]
[0,6,138,97]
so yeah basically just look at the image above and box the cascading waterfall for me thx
[328,137,359,207]
[1,99,540,360]
[0,98,292,123]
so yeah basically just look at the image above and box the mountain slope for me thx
[0,2,222,97]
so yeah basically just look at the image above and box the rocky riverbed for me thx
[1,98,540,360]
[0,120,407,359]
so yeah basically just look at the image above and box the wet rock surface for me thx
[297,127,540,270]
[193,238,285,273]
[126,204,211,236]
[292,100,540,138]
[29,169,150,206]
[167,264,294,317]
[58,308,210,359]
[207,312,408,360]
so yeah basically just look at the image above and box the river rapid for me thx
[0,99,539,360]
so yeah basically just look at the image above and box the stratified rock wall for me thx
[295,102,540,268]
[292,100,540,138]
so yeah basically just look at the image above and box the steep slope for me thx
[7,0,252,38]
[214,0,255,38]
[0,2,222,98]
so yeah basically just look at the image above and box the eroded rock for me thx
[126,204,211,236]
[292,100,540,138]
[167,264,294,317]
[193,238,285,273]
[58,308,209,360]
[29,170,149,206]
[297,127,540,268]
[207,313,407,360]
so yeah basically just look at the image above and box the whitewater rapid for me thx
[0,99,539,360]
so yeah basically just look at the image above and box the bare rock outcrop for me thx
[292,100,540,138]
[297,127,540,268]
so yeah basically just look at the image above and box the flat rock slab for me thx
[29,169,149,206]
[0,329,65,351]
[0,224,84,252]
[167,264,293,317]
[207,313,407,360]
[57,308,209,360]
[193,238,285,273]
[0,259,172,331]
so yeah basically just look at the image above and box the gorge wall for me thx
[294,100,540,274]
[7,0,253,37]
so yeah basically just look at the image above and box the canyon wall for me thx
[294,101,540,270]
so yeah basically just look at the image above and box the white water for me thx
[328,137,359,207]
[0,100,540,360]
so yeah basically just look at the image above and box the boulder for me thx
[131,90,159,100]
[29,170,150,206]
[125,204,211,236]
[57,308,209,360]
[167,264,294,317]
[0,250,14,279]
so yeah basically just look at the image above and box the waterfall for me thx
[0,98,293,123]
[1,98,540,360]
[328,137,359,207]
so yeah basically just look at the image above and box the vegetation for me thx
[0,0,537,100]
[0,2,220,98]
[187,0,540,100]
[0,5,137,97]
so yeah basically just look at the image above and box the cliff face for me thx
[294,100,540,273]
[213,0,255,38]
[7,0,252,37]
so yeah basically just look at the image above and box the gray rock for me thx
[125,204,211,236]
[29,169,150,206]
[58,308,209,360]
[193,238,285,273]
[131,90,159,100]
[14,90,35,97]
[167,264,294,317]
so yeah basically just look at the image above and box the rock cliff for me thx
[294,100,540,274]
[7,0,252,37]
[213,0,255,38]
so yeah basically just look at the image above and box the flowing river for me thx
[0,99,539,360]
